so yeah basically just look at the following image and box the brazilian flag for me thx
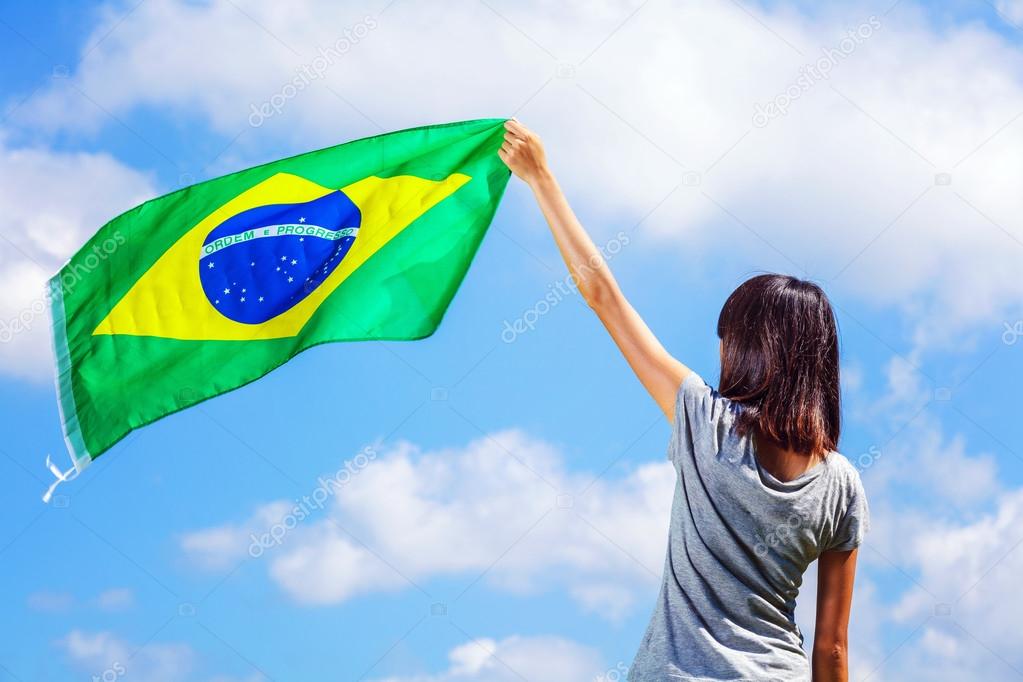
[49,119,510,478]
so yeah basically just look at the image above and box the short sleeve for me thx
[827,472,870,552]
[668,373,731,472]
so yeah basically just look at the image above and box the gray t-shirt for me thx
[629,374,869,681]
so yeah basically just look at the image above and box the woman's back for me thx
[628,374,868,681]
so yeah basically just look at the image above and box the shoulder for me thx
[823,451,869,514]
[825,452,865,487]
[677,373,741,425]
[821,451,871,551]
[670,373,744,464]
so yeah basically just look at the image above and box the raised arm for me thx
[499,120,689,421]
[812,548,859,681]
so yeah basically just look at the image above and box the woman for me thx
[499,120,868,682]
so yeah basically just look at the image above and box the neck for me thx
[754,435,824,482]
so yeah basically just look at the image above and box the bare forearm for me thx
[527,170,619,310]
[813,549,857,682]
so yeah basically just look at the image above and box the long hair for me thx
[717,274,840,456]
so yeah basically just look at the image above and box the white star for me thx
[215,299,220,305]
[223,288,230,294]
[276,266,281,271]
[250,261,255,267]
[287,276,294,283]
[299,217,306,223]
[258,296,264,302]
[290,259,297,265]
[281,255,287,261]
[299,237,304,242]
[242,288,246,293]
[207,261,215,269]
[240,297,246,302]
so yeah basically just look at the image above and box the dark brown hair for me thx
[717,274,840,456]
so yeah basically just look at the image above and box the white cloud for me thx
[26,590,74,613]
[94,587,135,611]
[0,137,154,380]
[178,419,1015,678]
[60,630,266,682]
[179,416,1023,678]
[892,487,1023,625]
[849,487,1023,681]
[858,356,1002,523]
[179,500,293,571]
[27,586,135,613]
[13,0,1023,351]
[996,0,1023,24]
[61,630,194,682]
[20,1,551,139]
[182,429,673,617]
[367,635,606,682]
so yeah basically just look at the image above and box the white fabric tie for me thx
[42,454,78,504]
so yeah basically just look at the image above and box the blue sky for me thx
[2,0,1023,680]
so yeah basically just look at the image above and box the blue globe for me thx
[198,191,361,325]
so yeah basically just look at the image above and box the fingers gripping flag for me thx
[47,119,510,495]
